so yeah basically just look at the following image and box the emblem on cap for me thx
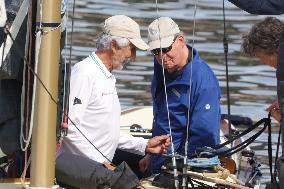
[149,28,160,38]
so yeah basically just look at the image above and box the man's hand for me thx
[266,100,282,123]
[139,154,152,173]
[146,135,171,154]
[103,162,116,171]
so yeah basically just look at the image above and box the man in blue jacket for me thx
[140,17,221,174]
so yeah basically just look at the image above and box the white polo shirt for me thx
[59,52,147,163]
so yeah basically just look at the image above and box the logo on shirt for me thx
[205,104,211,110]
[73,97,82,105]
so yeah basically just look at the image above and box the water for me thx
[66,0,284,186]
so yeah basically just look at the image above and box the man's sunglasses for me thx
[151,45,173,56]
[150,35,179,56]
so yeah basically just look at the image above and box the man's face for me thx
[112,42,136,70]
[152,36,184,73]
[254,50,277,69]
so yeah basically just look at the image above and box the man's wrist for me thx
[145,140,149,153]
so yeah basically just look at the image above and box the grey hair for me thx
[175,31,185,37]
[95,33,130,50]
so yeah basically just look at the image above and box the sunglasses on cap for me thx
[150,35,179,56]
[151,45,173,56]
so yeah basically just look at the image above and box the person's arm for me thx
[228,0,284,15]
[188,86,221,153]
[117,132,148,156]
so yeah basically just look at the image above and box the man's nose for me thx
[131,50,136,61]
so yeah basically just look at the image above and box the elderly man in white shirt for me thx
[56,15,171,189]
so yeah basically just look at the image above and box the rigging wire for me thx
[222,0,232,139]
[60,0,76,138]
[183,1,197,188]
[154,0,178,188]
[273,125,281,181]
[60,0,69,138]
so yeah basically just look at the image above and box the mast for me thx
[30,0,61,187]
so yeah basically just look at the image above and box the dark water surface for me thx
[66,0,284,186]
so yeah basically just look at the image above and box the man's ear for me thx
[178,35,186,46]
[110,40,118,53]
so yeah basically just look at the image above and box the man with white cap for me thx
[55,15,170,189]
[140,17,221,174]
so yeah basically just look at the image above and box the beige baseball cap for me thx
[148,17,180,50]
[103,15,149,50]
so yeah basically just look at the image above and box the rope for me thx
[213,116,271,157]
[60,0,70,138]
[267,113,273,183]
[183,1,197,188]
[190,116,271,159]
[19,0,44,153]
[222,0,232,141]
[273,124,281,181]
[215,117,269,149]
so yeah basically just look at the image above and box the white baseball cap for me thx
[148,17,180,50]
[103,15,149,50]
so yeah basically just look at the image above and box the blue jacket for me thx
[150,46,221,173]
[228,0,284,15]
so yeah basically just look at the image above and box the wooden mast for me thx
[30,0,61,187]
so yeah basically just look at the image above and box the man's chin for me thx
[165,66,178,73]
[114,65,124,70]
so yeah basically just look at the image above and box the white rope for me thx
[20,0,43,151]
[154,0,178,188]
[61,0,68,127]
[20,153,31,179]
[20,11,30,145]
